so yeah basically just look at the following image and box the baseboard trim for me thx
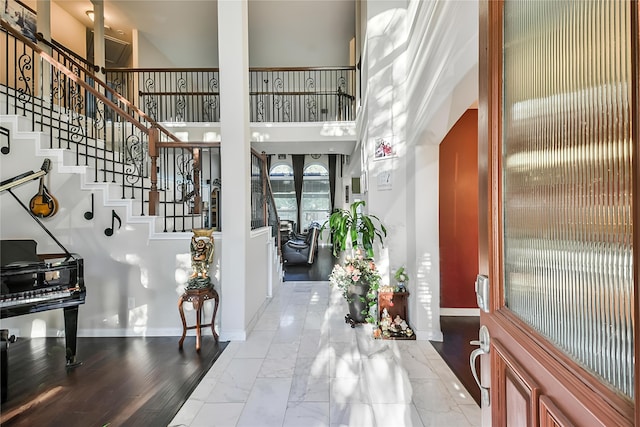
[415,329,444,342]
[440,308,480,316]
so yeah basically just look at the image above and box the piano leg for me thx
[63,306,81,367]
[1,329,8,403]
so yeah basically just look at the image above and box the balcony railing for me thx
[1,21,279,235]
[105,68,221,123]
[105,66,356,123]
[249,67,355,122]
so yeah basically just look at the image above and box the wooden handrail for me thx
[1,20,180,143]
[106,67,220,72]
[157,142,220,149]
[250,66,356,72]
[249,90,350,96]
[139,91,219,96]
[105,66,354,72]
[3,22,307,230]
[37,33,101,73]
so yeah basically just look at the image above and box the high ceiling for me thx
[52,0,356,67]
[41,0,358,153]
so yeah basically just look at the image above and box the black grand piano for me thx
[0,160,86,402]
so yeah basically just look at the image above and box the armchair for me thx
[281,224,320,265]
[279,220,295,244]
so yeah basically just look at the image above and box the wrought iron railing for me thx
[1,20,168,217]
[105,68,221,123]
[249,67,356,122]
[0,20,282,237]
[43,35,101,75]
[151,136,222,232]
[251,149,282,254]
[105,66,356,123]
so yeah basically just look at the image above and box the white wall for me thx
[404,1,478,340]
[2,0,480,343]
[117,0,353,68]
[405,1,479,146]
[245,227,272,328]
[135,31,176,68]
[355,0,479,341]
[0,169,221,338]
[21,0,86,57]
[0,117,276,340]
[248,0,355,67]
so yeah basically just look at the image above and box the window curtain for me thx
[292,154,305,232]
[328,154,337,211]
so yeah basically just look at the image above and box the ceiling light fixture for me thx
[86,10,111,30]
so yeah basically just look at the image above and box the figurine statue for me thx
[187,228,215,289]
[393,315,408,331]
[380,308,391,332]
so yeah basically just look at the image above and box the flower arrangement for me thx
[394,266,408,290]
[329,250,381,324]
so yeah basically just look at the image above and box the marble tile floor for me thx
[169,281,481,427]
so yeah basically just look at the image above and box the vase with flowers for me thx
[323,201,387,326]
[329,250,381,325]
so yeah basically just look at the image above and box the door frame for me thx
[478,0,640,425]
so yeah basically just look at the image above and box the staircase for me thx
[0,20,286,340]
[0,113,200,240]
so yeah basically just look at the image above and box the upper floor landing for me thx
[105,67,357,155]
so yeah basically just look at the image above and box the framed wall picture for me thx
[374,136,395,160]
[377,171,392,190]
[2,0,37,42]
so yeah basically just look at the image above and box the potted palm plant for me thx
[323,200,386,258]
[322,200,387,326]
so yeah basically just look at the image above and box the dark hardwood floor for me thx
[1,336,227,426]
[1,251,478,427]
[430,316,481,405]
[283,245,336,282]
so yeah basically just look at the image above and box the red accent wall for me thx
[439,109,479,308]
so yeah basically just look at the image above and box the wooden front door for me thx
[477,1,639,425]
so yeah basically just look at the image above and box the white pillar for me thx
[90,0,106,75]
[362,0,409,289]
[411,144,442,341]
[35,0,51,44]
[217,0,250,340]
[36,0,51,100]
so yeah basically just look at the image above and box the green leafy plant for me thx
[329,250,381,324]
[322,200,387,258]
[394,266,408,283]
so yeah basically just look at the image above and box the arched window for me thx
[269,164,297,223]
[301,164,330,228]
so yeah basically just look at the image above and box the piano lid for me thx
[0,160,72,258]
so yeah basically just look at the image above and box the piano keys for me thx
[0,239,86,366]
[1,161,87,403]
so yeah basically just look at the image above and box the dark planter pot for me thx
[346,282,370,326]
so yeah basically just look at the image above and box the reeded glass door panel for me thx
[502,0,633,397]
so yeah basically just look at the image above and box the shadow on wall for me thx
[416,251,439,339]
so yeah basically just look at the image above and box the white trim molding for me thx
[440,308,480,317]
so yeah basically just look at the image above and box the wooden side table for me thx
[378,291,410,321]
[178,286,219,351]
[377,291,415,340]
